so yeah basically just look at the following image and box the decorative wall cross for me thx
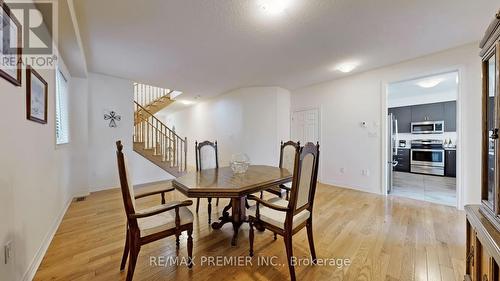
[104,111,121,128]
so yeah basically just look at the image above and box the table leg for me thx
[230,197,246,246]
[211,201,233,230]
[222,201,232,217]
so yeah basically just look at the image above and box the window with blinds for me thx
[56,70,69,145]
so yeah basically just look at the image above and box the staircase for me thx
[133,83,187,177]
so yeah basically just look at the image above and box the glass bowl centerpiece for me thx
[230,153,250,174]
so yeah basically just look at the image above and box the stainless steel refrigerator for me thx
[387,113,398,194]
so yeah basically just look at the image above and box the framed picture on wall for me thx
[0,0,22,86]
[26,66,48,124]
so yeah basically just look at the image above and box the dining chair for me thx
[261,141,300,200]
[248,142,320,281]
[195,140,220,224]
[116,141,194,281]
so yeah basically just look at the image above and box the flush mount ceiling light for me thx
[416,77,445,88]
[334,61,359,73]
[179,100,194,105]
[257,0,291,15]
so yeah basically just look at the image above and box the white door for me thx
[291,109,319,144]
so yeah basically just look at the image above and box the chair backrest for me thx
[195,141,218,171]
[279,141,300,174]
[288,142,320,214]
[116,141,138,227]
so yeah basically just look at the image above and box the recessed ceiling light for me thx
[257,0,291,15]
[334,62,359,73]
[416,78,445,88]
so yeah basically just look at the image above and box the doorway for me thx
[384,71,460,207]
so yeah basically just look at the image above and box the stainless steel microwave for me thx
[411,121,444,134]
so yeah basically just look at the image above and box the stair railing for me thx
[133,101,187,173]
[134,83,173,108]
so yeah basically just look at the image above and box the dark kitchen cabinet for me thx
[445,150,456,177]
[393,148,410,172]
[390,101,457,133]
[443,101,457,132]
[411,102,445,122]
[389,106,411,133]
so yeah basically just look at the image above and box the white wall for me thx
[161,87,291,168]
[0,56,84,279]
[68,78,89,196]
[87,73,174,191]
[291,43,481,207]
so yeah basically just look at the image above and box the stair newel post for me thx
[174,136,177,169]
[163,130,165,161]
[141,118,144,144]
[155,118,158,155]
[148,118,152,149]
[184,137,187,172]
[170,130,173,166]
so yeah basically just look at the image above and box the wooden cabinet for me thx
[465,206,500,281]
[479,10,500,230]
[465,10,500,281]
[445,150,457,177]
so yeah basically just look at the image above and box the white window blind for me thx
[56,70,69,145]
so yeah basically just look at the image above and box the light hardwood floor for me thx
[34,183,465,281]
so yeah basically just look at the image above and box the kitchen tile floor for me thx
[391,171,456,206]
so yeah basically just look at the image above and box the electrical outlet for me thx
[362,169,370,176]
[4,241,12,264]
[340,168,345,174]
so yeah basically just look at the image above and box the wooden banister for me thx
[133,91,187,176]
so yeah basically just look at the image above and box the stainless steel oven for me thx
[411,121,444,134]
[410,140,444,176]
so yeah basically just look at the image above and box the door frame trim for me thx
[381,67,465,209]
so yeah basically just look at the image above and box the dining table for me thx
[172,165,292,246]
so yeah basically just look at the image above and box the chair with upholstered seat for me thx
[261,141,300,200]
[195,140,220,224]
[116,141,194,281]
[248,142,320,281]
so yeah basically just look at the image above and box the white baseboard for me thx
[319,180,381,195]
[22,197,73,281]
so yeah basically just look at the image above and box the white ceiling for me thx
[389,71,459,101]
[57,0,87,77]
[73,0,499,99]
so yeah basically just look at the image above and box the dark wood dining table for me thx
[172,165,292,246]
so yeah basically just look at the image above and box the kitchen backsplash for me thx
[397,132,457,148]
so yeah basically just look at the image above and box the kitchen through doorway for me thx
[386,71,459,207]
